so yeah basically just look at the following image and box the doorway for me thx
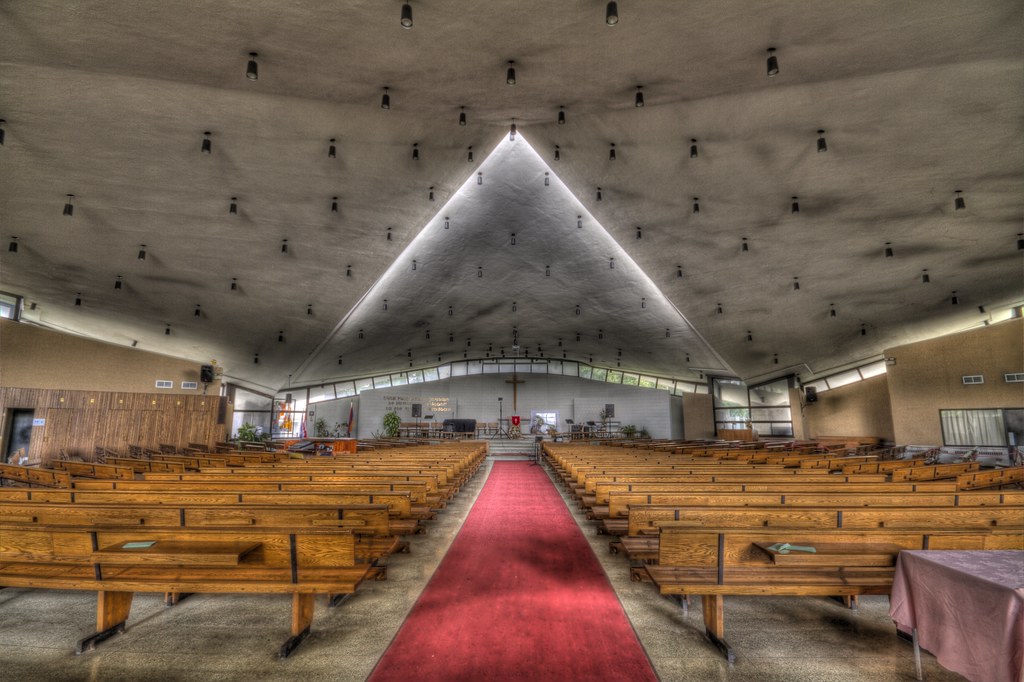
[4,409,34,463]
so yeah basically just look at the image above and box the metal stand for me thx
[491,398,510,439]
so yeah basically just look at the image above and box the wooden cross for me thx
[505,373,526,411]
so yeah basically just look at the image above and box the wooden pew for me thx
[0,464,71,488]
[890,461,981,481]
[50,461,135,481]
[105,457,185,474]
[0,523,372,658]
[645,526,1024,662]
[957,466,1024,490]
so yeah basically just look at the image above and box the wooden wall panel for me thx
[0,388,223,465]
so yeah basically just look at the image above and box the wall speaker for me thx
[804,386,817,403]
[411,403,422,418]
[604,404,615,418]
[199,364,215,383]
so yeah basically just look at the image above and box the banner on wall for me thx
[382,395,454,419]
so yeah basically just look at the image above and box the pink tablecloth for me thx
[890,550,1024,682]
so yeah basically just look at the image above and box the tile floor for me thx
[0,458,965,681]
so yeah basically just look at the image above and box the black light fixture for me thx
[509,119,517,141]
[337,355,342,365]
[773,353,779,364]
[609,257,615,269]
[412,142,418,160]
[346,265,352,277]
[63,194,74,216]
[544,172,550,186]
[791,196,800,213]
[596,187,603,201]
[676,265,683,278]
[412,259,417,270]
[138,244,147,261]
[458,106,466,126]
[477,266,483,278]
[636,226,642,239]
[921,269,930,283]
[477,172,483,185]
[386,228,392,241]
[400,2,413,28]
[860,324,867,336]
[428,186,435,201]
[231,277,238,290]
[816,129,827,153]
[576,332,581,342]
[545,265,551,277]
[605,1,618,25]
[951,291,959,305]
[598,329,604,340]
[165,324,171,335]
[358,328,364,339]
[254,354,259,364]
[382,299,388,311]
[717,303,723,314]
[575,304,581,316]
[954,190,965,211]
[381,87,391,110]
[201,131,212,154]
[114,275,123,290]
[666,329,671,338]
[558,337,563,347]
[793,276,800,291]
[281,238,289,253]
[448,305,453,316]
[609,143,616,161]
[306,304,313,316]
[510,233,516,245]
[245,52,259,81]
[407,349,412,358]
[467,146,474,162]
[8,236,17,253]
[444,217,450,229]
[746,330,753,342]
[512,301,517,312]
[331,196,338,212]
[829,303,836,319]
[506,60,517,85]
[635,85,644,107]
[577,215,583,228]
[693,197,700,214]
[884,242,894,258]
[766,48,779,77]
[278,330,285,342]
[449,332,454,343]
[690,138,698,158]
[1018,233,1024,250]
[978,305,986,314]
[558,106,566,125]
[328,138,336,158]
[195,304,202,318]
[641,297,647,309]
[229,197,238,214]
[741,237,749,252]
[0,119,5,145]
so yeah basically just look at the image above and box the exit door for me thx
[4,409,34,463]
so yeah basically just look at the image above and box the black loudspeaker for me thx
[200,364,215,383]
[604,403,615,418]
[805,386,818,403]
[411,404,422,418]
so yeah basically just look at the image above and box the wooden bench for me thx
[0,463,71,488]
[0,523,372,658]
[644,526,1024,662]
[890,461,981,481]
[50,461,135,480]
[957,466,1024,490]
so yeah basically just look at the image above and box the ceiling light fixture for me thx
[676,265,683,278]
[136,244,148,261]
[766,48,779,77]
[381,87,391,110]
[444,217,450,229]
[545,265,551,277]
[641,297,646,309]
[609,143,616,160]
[773,353,779,364]
[510,232,517,245]
[860,324,867,336]
[693,197,700,213]
[554,145,561,161]
[8,236,17,253]
[337,355,342,365]
[884,242,894,258]
[506,60,516,85]
[449,332,454,343]
[635,85,644,107]
[165,324,171,335]
[346,265,352,277]
[383,299,388,311]
[544,171,550,186]
[717,303,723,314]
[386,228,392,241]
[328,138,336,158]
[448,305,453,316]
[1018,233,1024,250]
[605,1,618,25]
[690,138,698,158]
[428,186,435,201]
[425,330,431,339]
[746,331,753,341]
[598,329,604,340]
[229,197,237,214]
[281,238,289,253]
[609,257,615,269]
[921,269,930,283]
[950,291,959,305]
[577,215,583,228]
[596,187,603,201]
[201,131,212,154]
[954,190,965,211]
[666,329,671,338]
[477,266,483,278]
[254,354,259,364]
[816,129,827,153]
[114,275,122,290]
[331,196,338,212]
[306,304,313,316]
[411,142,418,160]
[412,259,417,270]
[791,196,800,213]
[358,329,364,339]
[512,301,517,312]
[477,172,483,185]
[978,305,986,314]
[558,106,566,125]
[509,119,517,141]
[636,226,642,239]
[231,277,238,290]
[793,276,800,291]
[829,303,836,319]
[741,237,749,252]
[400,2,413,28]
[458,106,467,126]
[0,119,5,145]
[63,194,74,216]
[575,304,581,316]
[195,304,202,318]
[245,52,258,81]
[278,331,285,342]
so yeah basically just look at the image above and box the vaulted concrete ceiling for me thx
[1,1,1021,394]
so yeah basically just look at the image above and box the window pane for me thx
[308,385,335,404]
[859,360,887,379]
[466,361,483,375]
[563,362,578,377]
[638,375,657,389]
[451,362,467,376]
[606,370,623,384]
[578,365,592,379]
[941,409,1006,446]
[805,379,828,394]
[716,407,750,423]
[483,362,501,374]
[547,361,562,375]
[373,375,392,389]
[355,378,373,394]
[436,365,451,380]
[748,378,790,406]
[422,368,438,382]
[531,362,548,373]
[750,407,792,422]
[825,369,861,389]
[391,373,408,386]
[714,378,748,407]
[657,378,674,392]
[591,367,607,381]
[335,382,356,398]
[621,373,639,386]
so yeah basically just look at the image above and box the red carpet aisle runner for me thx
[368,461,658,682]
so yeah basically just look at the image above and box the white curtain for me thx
[941,409,1006,446]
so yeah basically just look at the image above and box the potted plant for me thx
[382,411,401,438]
[620,424,637,438]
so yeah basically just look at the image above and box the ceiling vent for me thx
[181,381,199,390]
[1004,373,1024,383]
[155,380,173,389]
[961,375,984,385]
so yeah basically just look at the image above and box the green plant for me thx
[620,424,637,438]
[638,426,650,439]
[382,411,401,438]
[314,418,330,438]
[235,422,266,442]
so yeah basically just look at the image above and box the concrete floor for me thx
[0,458,965,681]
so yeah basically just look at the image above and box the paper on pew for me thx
[767,543,816,554]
